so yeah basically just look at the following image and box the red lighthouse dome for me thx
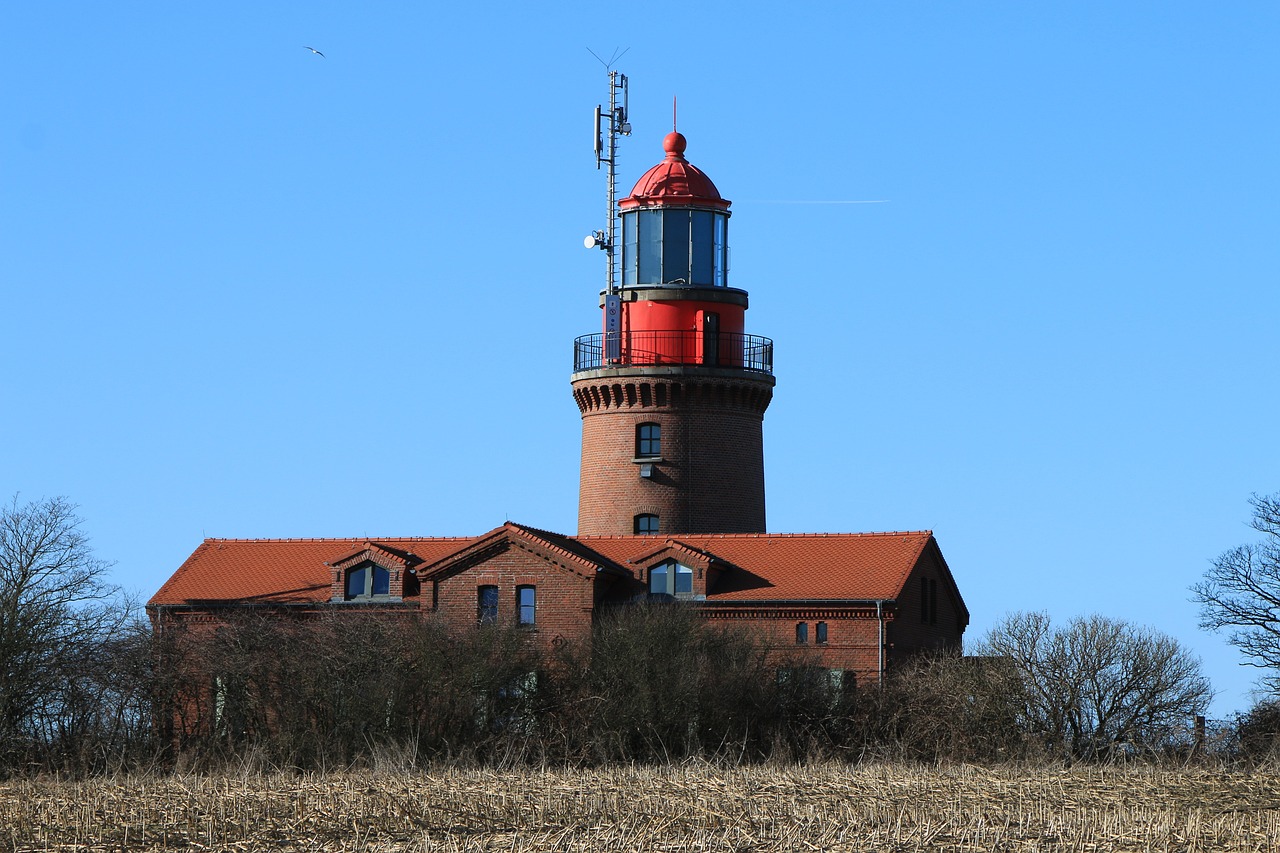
[620,132,730,211]
[617,132,733,290]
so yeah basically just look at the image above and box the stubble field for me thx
[2,763,1278,852]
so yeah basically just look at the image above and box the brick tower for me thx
[572,130,775,536]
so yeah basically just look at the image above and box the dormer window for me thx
[345,562,391,600]
[649,560,693,597]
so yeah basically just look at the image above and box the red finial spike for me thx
[673,95,677,132]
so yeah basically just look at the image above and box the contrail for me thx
[739,199,889,205]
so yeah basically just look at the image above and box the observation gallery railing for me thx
[573,331,774,375]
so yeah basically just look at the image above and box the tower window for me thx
[649,560,693,596]
[345,563,391,600]
[816,622,828,644]
[478,585,499,625]
[634,513,659,535]
[796,622,809,645]
[517,585,536,626]
[636,423,660,458]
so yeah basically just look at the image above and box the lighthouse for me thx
[572,127,775,536]
[150,78,970,698]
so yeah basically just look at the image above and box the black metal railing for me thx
[573,331,774,375]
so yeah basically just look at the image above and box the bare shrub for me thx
[1235,700,1280,765]
[145,603,1219,770]
[155,610,545,770]
[582,604,773,763]
[974,612,1213,761]
[834,651,1033,763]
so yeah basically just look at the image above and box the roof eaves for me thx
[701,598,898,607]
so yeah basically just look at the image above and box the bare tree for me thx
[0,495,129,759]
[974,612,1212,760]
[1192,493,1280,692]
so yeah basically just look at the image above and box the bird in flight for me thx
[304,46,325,58]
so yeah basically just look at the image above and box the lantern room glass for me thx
[621,208,728,287]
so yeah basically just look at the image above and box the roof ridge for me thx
[197,531,936,546]
[505,521,563,538]
[202,535,478,543]
[573,530,933,540]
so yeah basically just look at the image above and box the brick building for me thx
[148,118,968,688]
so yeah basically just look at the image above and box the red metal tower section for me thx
[572,132,775,536]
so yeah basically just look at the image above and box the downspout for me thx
[877,600,885,688]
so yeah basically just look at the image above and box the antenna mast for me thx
[587,70,630,295]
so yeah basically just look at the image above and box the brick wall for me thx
[433,543,596,648]
[703,607,890,687]
[573,372,774,535]
[888,549,967,655]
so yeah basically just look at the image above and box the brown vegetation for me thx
[3,764,1279,851]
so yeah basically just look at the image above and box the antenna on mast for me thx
[583,63,630,297]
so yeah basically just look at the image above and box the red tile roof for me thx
[579,531,937,602]
[148,527,950,610]
[149,536,479,606]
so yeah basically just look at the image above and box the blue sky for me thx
[3,3,1277,718]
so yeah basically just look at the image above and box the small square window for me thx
[635,513,659,535]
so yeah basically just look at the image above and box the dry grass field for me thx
[2,763,1278,852]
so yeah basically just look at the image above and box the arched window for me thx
[634,513,659,535]
[796,622,809,644]
[345,562,391,599]
[816,621,829,644]
[636,423,661,458]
